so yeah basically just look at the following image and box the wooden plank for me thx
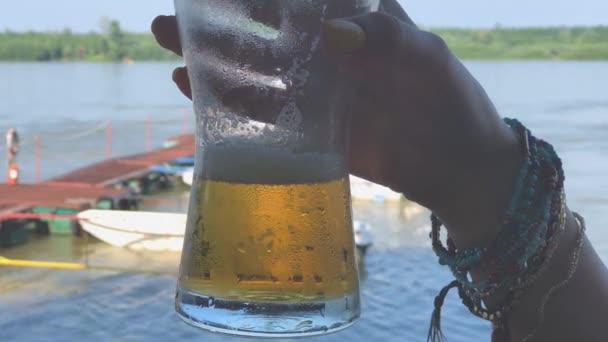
[48,134,195,186]
[0,134,196,226]
[0,184,130,212]
[98,168,151,188]
[0,204,31,216]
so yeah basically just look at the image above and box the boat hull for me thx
[77,210,186,252]
[78,210,373,254]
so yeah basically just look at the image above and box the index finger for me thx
[151,15,183,57]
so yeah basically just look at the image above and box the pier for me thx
[0,133,196,246]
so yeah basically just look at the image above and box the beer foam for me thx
[201,145,347,184]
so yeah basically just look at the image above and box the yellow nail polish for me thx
[322,19,366,55]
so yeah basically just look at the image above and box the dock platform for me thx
[49,134,196,187]
[0,134,196,241]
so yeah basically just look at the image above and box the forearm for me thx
[431,114,523,250]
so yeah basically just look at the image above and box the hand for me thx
[152,0,522,246]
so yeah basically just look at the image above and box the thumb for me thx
[322,12,447,62]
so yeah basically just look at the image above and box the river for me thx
[0,61,607,341]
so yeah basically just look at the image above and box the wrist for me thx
[431,119,524,249]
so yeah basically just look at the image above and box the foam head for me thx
[201,145,347,184]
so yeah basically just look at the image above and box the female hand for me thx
[152,0,522,247]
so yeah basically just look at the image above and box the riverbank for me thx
[1,26,607,61]
[431,26,608,60]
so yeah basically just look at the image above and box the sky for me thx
[1,0,607,32]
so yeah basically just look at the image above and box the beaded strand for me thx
[427,118,572,342]
[430,119,565,299]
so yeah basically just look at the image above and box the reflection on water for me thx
[0,61,607,341]
[0,199,488,342]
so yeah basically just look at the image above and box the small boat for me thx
[77,210,186,252]
[349,175,402,203]
[353,220,373,256]
[78,210,373,254]
[181,168,194,186]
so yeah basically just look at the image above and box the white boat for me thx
[181,168,194,186]
[179,171,401,203]
[353,220,373,256]
[349,175,403,203]
[78,210,373,253]
[77,210,187,252]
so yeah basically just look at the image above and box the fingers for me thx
[379,0,417,26]
[172,67,192,100]
[151,15,183,57]
[171,64,284,123]
[321,20,367,57]
[222,85,287,124]
[174,2,298,74]
[152,9,418,67]
[322,13,448,64]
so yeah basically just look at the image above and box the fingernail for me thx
[322,19,366,55]
[172,67,185,82]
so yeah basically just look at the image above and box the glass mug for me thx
[174,0,380,337]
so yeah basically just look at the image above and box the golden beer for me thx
[178,147,358,302]
[174,2,377,334]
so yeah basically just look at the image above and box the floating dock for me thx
[49,134,195,187]
[0,134,196,245]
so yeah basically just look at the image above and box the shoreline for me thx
[1,25,607,62]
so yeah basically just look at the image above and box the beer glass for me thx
[174,0,379,337]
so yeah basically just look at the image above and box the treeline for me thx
[1,20,607,61]
[0,19,175,62]
[432,26,608,60]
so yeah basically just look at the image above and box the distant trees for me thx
[99,16,126,61]
[0,17,177,62]
[432,26,608,60]
[0,19,607,61]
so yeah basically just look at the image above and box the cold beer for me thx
[173,0,378,335]
[177,147,358,302]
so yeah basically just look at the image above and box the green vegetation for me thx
[0,19,607,61]
[0,18,175,62]
[430,26,608,60]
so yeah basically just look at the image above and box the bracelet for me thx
[431,119,564,296]
[427,118,575,342]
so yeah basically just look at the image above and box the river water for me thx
[0,61,607,341]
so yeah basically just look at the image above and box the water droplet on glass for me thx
[266,241,274,253]
[295,320,313,330]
